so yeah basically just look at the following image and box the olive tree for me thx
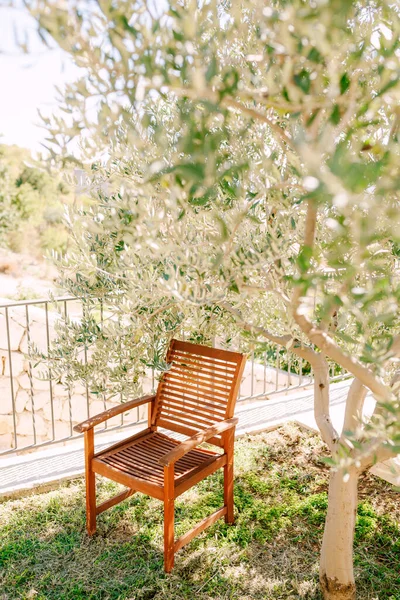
[27,1,400,598]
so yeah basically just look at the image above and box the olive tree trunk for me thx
[319,467,359,600]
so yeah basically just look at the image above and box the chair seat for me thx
[93,431,221,489]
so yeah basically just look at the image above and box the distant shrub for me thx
[0,144,75,257]
[40,225,69,255]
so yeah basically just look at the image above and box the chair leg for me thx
[164,465,175,572]
[224,429,235,524]
[84,429,97,535]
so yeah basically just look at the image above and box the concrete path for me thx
[1,380,398,499]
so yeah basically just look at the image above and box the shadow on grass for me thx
[0,425,399,600]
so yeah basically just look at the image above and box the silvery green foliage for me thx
[27,1,400,451]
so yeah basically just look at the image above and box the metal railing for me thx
[0,296,143,456]
[0,295,346,457]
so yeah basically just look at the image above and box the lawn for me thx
[0,424,399,600]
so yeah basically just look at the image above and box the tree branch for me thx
[219,302,292,346]
[294,344,338,450]
[169,86,297,154]
[358,440,398,472]
[292,199,317,310]
[221,301,338,449]
[223,98,297,154]
[292,200,391,402]
[389,335,400,359]
[293,311,390,401]
[370,369,400,421]
[303,200,318,248]
[341,378,367,439]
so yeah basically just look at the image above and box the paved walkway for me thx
[235,379,353,435]
[1,380,398,498]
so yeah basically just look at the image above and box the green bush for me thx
[0,144,74,257]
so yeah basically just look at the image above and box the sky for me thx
[0,3,79,154]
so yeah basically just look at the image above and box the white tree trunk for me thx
[320,468,359,600]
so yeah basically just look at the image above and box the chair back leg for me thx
[84,429,97,535]
[223,428,235,524]
[164,465,175,572]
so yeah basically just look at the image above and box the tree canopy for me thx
[26,2,400,597]
[28,0,400,416]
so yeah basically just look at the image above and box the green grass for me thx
[1,424,399,599]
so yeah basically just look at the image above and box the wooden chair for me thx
[74,339,246,572]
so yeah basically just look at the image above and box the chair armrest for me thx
[159,417,238,467]
[73,394,156,433]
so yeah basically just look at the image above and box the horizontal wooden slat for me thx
[139,435,176,453]
[171,340,243,363]
[159,376,229,411]
[94,431,222,495]
[96,428,153,459]
[157,419,224,447]
[161,375,230,401]
[123,442,205,471]
[154,340,246,443]
[174,507,227,552]
[167,372,233,393]
[121,447,164,468]
[157,410,212,432]
[159,418,236,466]
[171,352,237,376]
[160,392,226,417]
[159,392,225,418]
[160,405,216,429]
[157,418,202,437]
[96,488,135,515]
[160,382,228,409]
[175,454,227,497]
[142,436,217,466]
[103,454,163,484]
[160,395,221,419]
[93,459,164,500]
[159,378,229,404]
[170,366,235,385]
[165,366,232,393]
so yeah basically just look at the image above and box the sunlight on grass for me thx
[0,425,399,600]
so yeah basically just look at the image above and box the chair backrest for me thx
[152,339,246,440]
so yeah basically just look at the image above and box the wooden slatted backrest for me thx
[152,339,246,441]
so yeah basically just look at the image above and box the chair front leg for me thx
[223,428,235,524]
[84,429,97,535]
[164,464,175,572]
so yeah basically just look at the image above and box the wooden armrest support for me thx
[159,417,238,466]
[73,394,156,433]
